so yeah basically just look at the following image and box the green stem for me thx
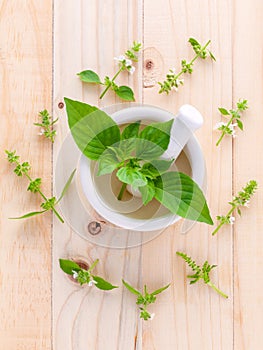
[207,281,228,298]
[216,107,242,146]
[216,116,234,146]
[212,206,235,236]
[117,182,127,200]
[22,165,64,223]
[99,66,123,99]
[171,40,211,85]
[88,259,99,273]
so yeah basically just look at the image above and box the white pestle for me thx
[127,104,204,197]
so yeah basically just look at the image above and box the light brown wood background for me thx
[0,0,262,349]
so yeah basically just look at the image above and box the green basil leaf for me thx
[65,98,121,160]
[136,119,173,160]
[121,121,141,140]
[208,50,216,61]
[141,159,174,178]
[188,37,200,47]
[115,86,135,101]
[236,119,243,130]
[122,279,141,296]
[97,148,121,176]
[77,70,102,84]
[59,259,82,275]
[117,166,147,188]
[154,172,213,225]
[92,276,118,290]
[139,180,155,205]
[151,283,170,296]
[218,107,230,116]
[9,210,48,219]
[57,169,76,202]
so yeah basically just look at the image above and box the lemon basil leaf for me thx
[115,86,135,101]
[65,98,120,160]
[117,166,147,188]
[77,70,102,84]
[92,276,118,291]
[139,180,155,205]
[136,119,173,160]
[154,172,213,225]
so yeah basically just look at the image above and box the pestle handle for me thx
[162,104,203,160]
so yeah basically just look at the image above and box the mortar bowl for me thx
[78,104,206,232]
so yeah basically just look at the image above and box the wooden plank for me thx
[0,0,52,349]
[53,1,143,349]
[143,0,233,349]
[233,0,263,349]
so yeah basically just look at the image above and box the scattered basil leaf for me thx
[92,276,118,290]
[115,85,135,101]
[151,284,171,295]
[77,70,102,84]
[122,279,141,296]
[236,119,243,130]
[57,169,76,202]
[218,107,230,116]
[9,210,48,220]
[59,259,82,275]
[209,50,216,61]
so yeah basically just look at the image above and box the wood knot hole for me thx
[145,59,154,70]
[87,221,102,235]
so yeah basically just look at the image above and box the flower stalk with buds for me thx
[215,99,248,146]
[212,180,258,235]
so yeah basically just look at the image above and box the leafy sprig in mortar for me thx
[212,180,258,235]
[78,41,142,101]
[214,99,248,146]
[158,38,215,94]
[34,109,58,143]
[5,150,75,223]
[176,252,228,298]
[65,98,213,225]
[59,258,118,290]
[122,279,170,320]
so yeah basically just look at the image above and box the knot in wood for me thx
[87,221,102,235]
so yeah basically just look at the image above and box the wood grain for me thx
[1,0,263,349]
[143,1,233,349]
[53,1,144,349]
[0,0,52,349]
[233,1,263,349]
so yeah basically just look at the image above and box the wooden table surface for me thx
[1,1,263,349]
